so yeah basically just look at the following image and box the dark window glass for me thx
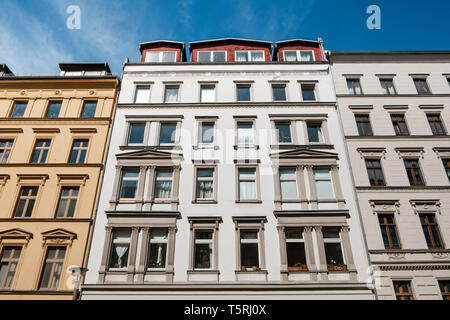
[194,231,213,269]
[276,123,292,143]
[404,159,424,186]
[419,214,443,249]
[378,215,401,249]
[159,123,176,144]
[393,281,414,300]
[365,159,385,186]
[199,122,214,144]
[39,247,66,290]
[301,84,316,101]
[439,280,450,300]
[272,86,286,101]
[31,140,51,163]
[119,169,139,199]
[347,79,361,95]
[14,187,38,218]
[81,101,97,118]
[46,102,62,118]
[237,86,251,102]
[10,102,27,118]
[443,159,450,182]
[355,115,373,136]
[240,231,259,268]
[307,124,323,143]
[391,114,409,136]
[380,79,396,94]
[427,114,446,135]
[0,140,14,163]
[128,123,146,144]
[0,247,22,289]
[213,51,226,62]
[69,139,89,164]
[285,229,307,269]
[109,231,130,269]
[56,187,79,218]
[147,230,168,269]
[414,79,430,94]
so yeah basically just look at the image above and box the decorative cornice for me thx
[117,102,337,109]
[357,186,450,192]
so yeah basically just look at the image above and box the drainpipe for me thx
[70,267,88,300]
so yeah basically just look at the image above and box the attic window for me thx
[283,50,315,62]
[145,51,177,63]
[197,51,226,62]
[235,51,265,62]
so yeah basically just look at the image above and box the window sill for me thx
[192,200,218,204]
[193,145,220,150]
[234,144,259,150]
[235,200,262,204]
[235,270,268,274]
[187,270,220,274]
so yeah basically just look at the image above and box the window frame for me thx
[426,113,447,136]
[197,50,227,62]
[153,168,174,200]
[393,280,415,300]
[196,119,217,146]
[9,101,28,118]
[403,158,425,186]
[68,139,89,164]
[38,246,67,291]
[199,84,216,103]
[443,158,450,182]
[347,78,362,95]
[355,114,373,136]
[146,228,169,271]
[365,158,386,186]
[133,85,151,104]
[322,228,346,268]
[30,139,51,164]
[275,121,293,144]
[271,84,287,102]
[193,165,217,203]
[235,119,256,147]
[107,229,131,271]
[300,83,317,101]
[80,101,98,118]
[313,168,335,200]
[413,78,431,95]
[279,167,299,201]
[163,85,180,103]
[380,78,397,95]
[283,50,316,62]
[378,214,402,249]
[236,166,261,203]
[234,50,265,62]
[118,168,140,200]
[126,122,147,146]
[438,280,450,300]
[0,246,22,290]
[193,229,215,270]
[391,113,410,136]
[236,84,252,102]
[419,213,444,249]
[158,122,178,146]
[45,101,63,118]
[0,139,14,164]
[55,186,80,219]
[306,121,324,144]
[13,186,39,218]
[145,51,177,63]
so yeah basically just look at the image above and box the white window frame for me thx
[153,168,174,200]
[109,229,131,271]
[127,122,147,145]
[197,120,216,145]
[314,168,335,199]
[283,50,315,62]
[197,51,227,62]
[145,51,177,63]
[240,230,260,271]
[147,229,169,271]
[158,122,177,146]
[134,85,151,103]
[195,167,216,201]
[119,168,140,200]
[237,167,259,202]
[279,167,299,200]
[323,229,346,266]
[236,121,255,146]
[235,50,265,62]
[200,84,216,103]
[193,229,215,270]
[163,85,180,103]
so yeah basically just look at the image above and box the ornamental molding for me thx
[357,148,386,159]
[369,200,400,214]
[433,147,450,159]
[409,199,441,215]
[387,252,406,260]
[394,147,424,159]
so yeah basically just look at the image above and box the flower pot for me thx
[241,266,246,271]
[343,265,347,271]
[252,266,258,271]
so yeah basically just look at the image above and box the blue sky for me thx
[1,0,449,75]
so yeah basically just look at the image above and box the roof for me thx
[0,64,13,76]
[274,38,322,48]
[189,38,273,50]
[59,62,112,73]
[139,40,186,52]
[331,50,450,55]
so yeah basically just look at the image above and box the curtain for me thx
[51,263,63,289]
[284,52,297,62]
[236,52,248,62]
[239,181,256,199]
[251,51,264,62]
[197,181,213,199]
[238,125,253,144]
[155,181,172,199]
[114,244,129,268]
[165,88,178,102]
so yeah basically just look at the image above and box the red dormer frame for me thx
[189,38,273,62]
[140,40,187,63]
[274,38,326,62]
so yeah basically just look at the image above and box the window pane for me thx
[199,122,214,143]
[39,263,53,288]
[300,51,314,62]
[46,102,62,118]
[81,102,97,118]
[307,124,323,143]
[194,243,212,269]
[135,87,150,103]
[164,87,179,102]
[281,180,298,199]
[198,51,211,62]
[213,51,226,62]
[316,180,333,198]
[239,168,255,179]
[236,52,248,62]
[302,86,316,101]
[159,123,176,144]
[162,51,176,62]
[237,86,251,101]
[146,51,160,62]
[201,86,215,102]
[324,243,344,265]
[196,180,214,199]
[11,103,27,118]
[120,181,138,199]
[276,123,292,143]
[241,243,259,268]
[250,51,264,62]
[239,181,256,200]
[110,244,129,268]
[128,124,146,144]
[272,86,286,101]
[241,231,258,240]
[284,51,298,62]
[287,242,307,267]
[154,180,172,199]
[237,123,254,144]
[148,243,167,268]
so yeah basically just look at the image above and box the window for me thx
[56,187,79,218]
[128,123,146,145]
[194,230,214,269]
[238,168,257,201]
[39,247,66,290]
[314,169,334,199]
[109,230,131,269]
[285,229,307,270]
[404,159,424,186]
[272,85,287,102]
[275,122,292,144]
[145,51,176,63]
[380,79,396,94]
[240,231,259,269]
[347,79,362,95]
[323,229,345,268]
[200,85,215,102]
[159,123,177,145]
[0,140,13,163]
[45,102,62,118]
[279,168,298,200]
[393,281,414,300]
[164,86,179,103]
[237,85,251,102]
[443,159,450,182]
[14,187,38,218]
[419,214,443,249]
[427,114,446,135]
[0,247,21,289]
[414,79,430,94]
[355,114,373,136]
[81,101,97,118]
[119,168,140,199]
[30,140,51,163]
[198,121,215,144]
[69,139,89,164]
[154,169,173,199]
[195,168,215,200]
[307,123,323,143]
[147,229,168,269]
[283,50,315,62]
[134,86,150,103]
[197,51,226,62]
[10,102,27,118]
[378,214,401,249]
[237,122,254,145]
[301,84,316,101]
[391,114,409,136]
[235,50,264,62]
[439,280,450,300]
[365,159,385,186]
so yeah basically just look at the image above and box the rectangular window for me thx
[238,168,257,201]
[56,187,79,218]
[164,86,179,103]
[419,214,443,249]
[159,123,177,145]
[347,79,362,95]
[236,85,251,102]
[365,159,385,186]
[240,231,259,269]
[45,102,62,118]
[414,79,430,94]
[391,114,409,136]
[301,84,316,101]
[39,247,66,290]
[134,86,150,103]
[323,229,345,268]
[439,280,450,300]
[119,168,140,199]
[200,85,215,102]
[0,140,14,163]
[427,114,446,135]
[443,159,450,182]
[197,51,226,62]
[378,214,401,249]
[31,140,51,163]
[283,50,315,62]
[14,187,38,218]
[237,122,254,145]
[196,168,214,200]
[272,85,287,102]
[285,229,307,270]
[109,230,131,269]
[235,51,265,62]
[380,79,396,95]
[314,169,334,199]
[128,123,146,145]
[194,230,214,269]
[0,247,21,289]
[355,114,373,136]
[81,101,97,118]
[154,169,173,199]
[147,229,168,269]
[198,121,215,144]
[275,122,292,144]
[10,102,27,118]
[393,281,414,300]
[307,123,323,143]
[404,159,424,186]
[69,139,89,164]
[279,168,298,200]
[145,51,176,63]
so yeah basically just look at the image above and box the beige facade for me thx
[330,52,450,300]
[0,64,119,299]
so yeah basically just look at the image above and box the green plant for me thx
[294,262,305,267]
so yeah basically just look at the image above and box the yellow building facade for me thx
[0,63,119,299]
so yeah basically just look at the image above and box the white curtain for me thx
[146,51,160,62]
[284,51,298,62]
[251,51,264,62]
[114,245,129,268]
[197,181,213,199]
[301,51,313,62]
[239,181,256,199]
[236,52,248,62]
[135,88,150,103]
[155,181,172,199]
[238,125,253,144]
[201,87,215,102]
[165,88,178,102]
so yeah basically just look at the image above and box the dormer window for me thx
[197,51,226,62]
[235,51,265,62]
[145,51,177,63]
[283,50,315,62]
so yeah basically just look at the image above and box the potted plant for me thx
[252,266,258,271]
[288,262,308,271]
[241,266,246,271]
